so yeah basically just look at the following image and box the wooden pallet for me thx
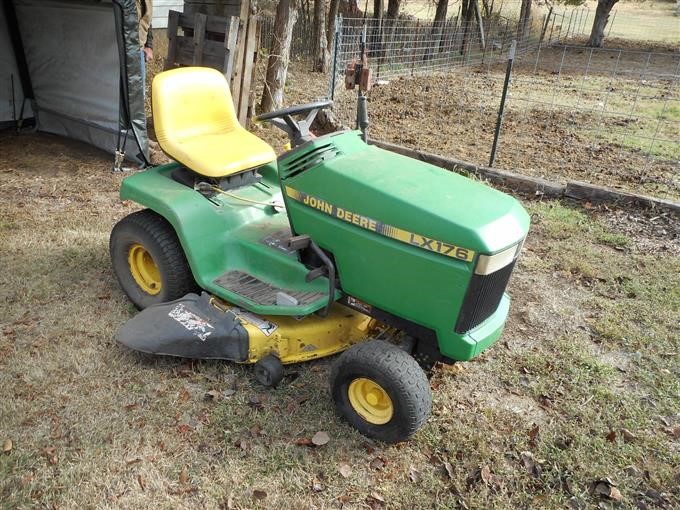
[165,2,259,125]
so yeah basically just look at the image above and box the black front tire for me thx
[254,354,284,387]
[330,340,432,443]
[110,209,197,309]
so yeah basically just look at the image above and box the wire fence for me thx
[350,44,679,197]
[327,9,591,127]
[257,7,679,198]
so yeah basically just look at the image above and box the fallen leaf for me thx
[593,478,622,501]
[179,466,189,485]
[480,465,492,485]
[249,395,264,408]
[137,474,146,491]
[312,431,330,446]
[621,428,637,443]
[43,446,57,465]
[3,439,12,454]
[368,491,386,506]
[369,456,387,470]
[520,451,538,477]
[408,465,422,483]
[126,458,142,465]
[624,465,640,477]
[443,462,454,479]
[362,442,376,454]
[249,425,263,438]
[223,388,237,397]
[338,463,352,478]
[370,492,385,502]
[252,489,267,500]
[606,430,617,442]
[294,437,314,447]
[528,424,540,448]
[663,425,680,438]
[179,389,190,403]
[204,390,220,401]
[609,487,623,501]
[311,478,325,492]
[177,424,192,434]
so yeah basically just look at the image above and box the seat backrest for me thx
[152,67,240,149]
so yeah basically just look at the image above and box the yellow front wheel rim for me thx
[348,377,394,425]
[128,243,161,295]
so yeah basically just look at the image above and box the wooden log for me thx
[565,181,680,213]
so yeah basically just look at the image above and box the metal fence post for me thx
[489,40,516,168]
[607,10,617,36]
[566,10,574,39]
[329,15,342,100]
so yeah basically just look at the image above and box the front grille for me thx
[455,260,516,333]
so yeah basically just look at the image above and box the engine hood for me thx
[281,132,530,255]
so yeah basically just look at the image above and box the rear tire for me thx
[330,340,432,443]
[110,209,197,309]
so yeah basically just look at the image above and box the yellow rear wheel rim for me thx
[128,243,161,295]
[348,377,394,425]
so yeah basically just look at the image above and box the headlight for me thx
[474,240,524,275]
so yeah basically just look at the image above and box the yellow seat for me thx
[152,67,276,178]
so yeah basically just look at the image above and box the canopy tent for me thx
[1,0,149,164]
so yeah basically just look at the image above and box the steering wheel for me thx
[254,99,333,148]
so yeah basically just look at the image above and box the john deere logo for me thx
[285,187,475,262]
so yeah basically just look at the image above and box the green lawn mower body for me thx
[119,130,529,363]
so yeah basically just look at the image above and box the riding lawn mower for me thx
[110,66,530,443]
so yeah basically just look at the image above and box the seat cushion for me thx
[170,131,277,178]
[152,67,276,178]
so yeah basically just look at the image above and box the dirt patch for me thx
[355,67,678,201]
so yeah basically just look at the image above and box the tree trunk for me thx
[460,0,474,55]
[386,0,400,19]
[326,0,340,50]
[313,0,329,71]
[425,0,447,60]
[339,0,360,16]
[433,0,448,24]
[370,0,384,56]
[481,0,493,17]
[517,0,532,41]
[261,0,298,112]
[587,0,618,47]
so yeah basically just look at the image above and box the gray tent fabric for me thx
[1,0,149,165]
[0,7,32,127]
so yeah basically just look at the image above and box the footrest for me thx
[214,271,326,307]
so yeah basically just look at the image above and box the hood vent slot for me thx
[283,143,341,178]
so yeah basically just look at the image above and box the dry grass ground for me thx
[1,131,678,509]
